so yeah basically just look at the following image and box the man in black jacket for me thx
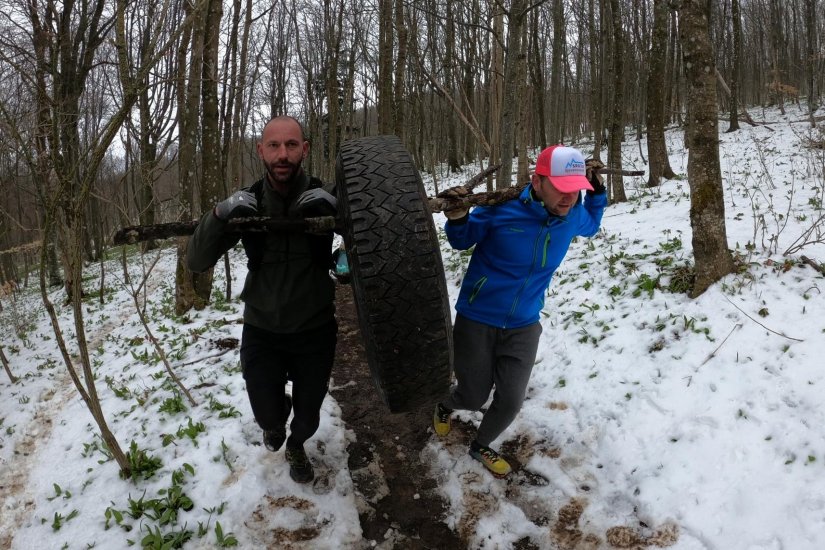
[187,115,337,483]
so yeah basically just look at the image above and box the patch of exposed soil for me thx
[331,284,464,549]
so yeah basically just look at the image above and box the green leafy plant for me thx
[47,483,72,501]
[633,274,660,298]
[104,376,132,399]
[123,441,163,482]
[106,464,196,537]
[215,439,234,472]
[159,394,187,415]
[175,418,206,447]
[139,524,193,549]
[208,396,241,419]
[82,435,114,464]
[50,509,79,531]
[214,521,238,547]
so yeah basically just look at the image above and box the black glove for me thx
[214,190,257,220]
[297,188,337,217]
[585,160,606,195]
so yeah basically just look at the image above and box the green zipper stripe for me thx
[469,276,487,304]
[541,233,551,268]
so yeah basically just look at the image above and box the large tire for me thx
[336,135,453,413]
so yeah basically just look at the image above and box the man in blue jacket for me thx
[433,145,607,477]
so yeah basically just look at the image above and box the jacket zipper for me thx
[541,233,551,268]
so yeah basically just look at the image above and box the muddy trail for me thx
[330,284,464,549]
[329,284,681,550]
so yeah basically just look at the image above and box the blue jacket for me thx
[446,185,607,329]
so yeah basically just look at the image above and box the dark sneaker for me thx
[263,395,292,452]
[469,440,512,478]
[285,445,315,483]
[433,402,452,436]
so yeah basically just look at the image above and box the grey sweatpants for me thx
[442,314,542,447]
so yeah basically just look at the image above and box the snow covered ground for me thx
[1,105,824,549]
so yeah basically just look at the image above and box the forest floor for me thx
[331,283,465,549]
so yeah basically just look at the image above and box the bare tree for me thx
[116,0,181,252]
[378,0,394,133]
[393,0,407,138]
[727,0,742,131]
[496,0,528,189]
[174,0,206,315]
[589,0,605,162]
[528,7,547,149]
[805,0,817,126]
[646,0,676,186]
[548,0,565,144]
[0,0,197,476]
[676,0,735,296]
[489,8,505,189]
[607,0,626,202]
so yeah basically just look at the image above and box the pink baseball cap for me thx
[534,145,594,193]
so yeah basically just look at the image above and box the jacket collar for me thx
[521,183,579,221]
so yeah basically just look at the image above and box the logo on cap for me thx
[564,158,585,174]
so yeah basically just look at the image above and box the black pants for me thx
[240,320,337,448]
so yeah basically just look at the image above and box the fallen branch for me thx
[174,348,234,369]
[697,323,741,368]
[801,255,825,275]
[722,295,804,342]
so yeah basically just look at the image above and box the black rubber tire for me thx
[336,135,453,413]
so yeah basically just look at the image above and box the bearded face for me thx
[256,117,309,189]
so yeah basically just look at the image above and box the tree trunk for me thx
[516,21,530,185]
[589,0,604,161]
[608,0,626,202]
[548,0,565,144]
[444,2,461,173]
[489,11,504,191]
[393,0,407,138]
[677,0,735,297]
[496,0,527,190]
[174,0,203,315]
[646,0,676,186]
[194,0,224,307]
[529,10,547,149]
[727,0,741,131]
[806,0,817,126]
[378,0,394,133]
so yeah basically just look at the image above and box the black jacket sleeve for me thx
[186,210,242,273]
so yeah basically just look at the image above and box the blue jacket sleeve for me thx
[577,192,608,237]
[444,206,493,250]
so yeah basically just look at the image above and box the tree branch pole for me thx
[113,216,341,245]
[113,165,646,243]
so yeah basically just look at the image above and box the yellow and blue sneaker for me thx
[433,402,452,436]
[469,440,512,478]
